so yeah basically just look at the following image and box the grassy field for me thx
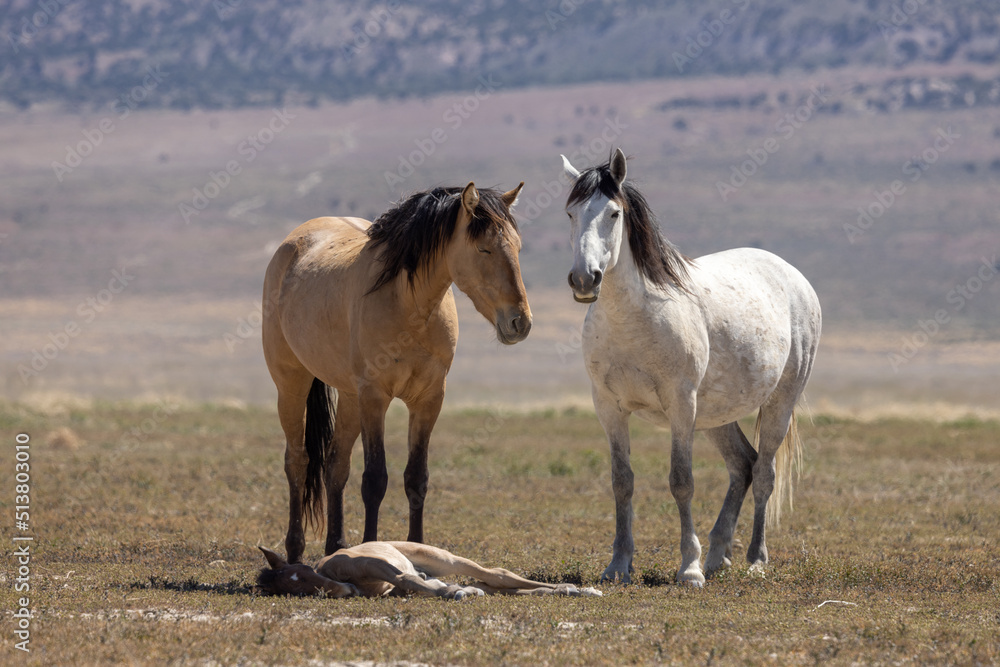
[1,401,997,665]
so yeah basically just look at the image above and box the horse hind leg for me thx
[746,399,801,569]
[704,421,757,578]
[325,391,360,554]
[275,371,317,564]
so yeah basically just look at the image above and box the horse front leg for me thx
[594,396,635,583]
[670,392,704,586]
[325,392,361,554]
[403,390,445,544]
[359,386,392,543]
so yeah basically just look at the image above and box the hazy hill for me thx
[2,0,998,110]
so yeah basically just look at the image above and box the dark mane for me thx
[567,157,691,291]
[366,186,518,294]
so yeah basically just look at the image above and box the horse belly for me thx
[694,335,789,428]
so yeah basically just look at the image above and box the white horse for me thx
[561,148,821,586]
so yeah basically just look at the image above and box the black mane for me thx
[366,186,517,293]
[567,157,691,291]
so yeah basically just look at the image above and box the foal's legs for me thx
[390,542,595,596]
[394,542,555,591]
[275,370,315,564]
[325,391,361,554]
[594,395,635,583]
[403,390,445,544]
[704,421,757,577]
[359,385,392,543]
[669,391,704,586]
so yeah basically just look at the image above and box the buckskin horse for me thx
[263,182,531,564]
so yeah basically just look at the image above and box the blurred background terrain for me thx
[1,0,999,417]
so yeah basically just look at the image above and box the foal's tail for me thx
[753,409,803,529]
[303,377,335,531]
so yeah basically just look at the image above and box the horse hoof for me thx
[676,569,706,587]
[600,570,632,585]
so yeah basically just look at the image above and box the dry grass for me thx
[1,402,997,665]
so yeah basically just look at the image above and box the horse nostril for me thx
[567,272,577,289]
[509,314,530,336]
[593,269,603,286]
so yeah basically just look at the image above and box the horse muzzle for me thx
[568,270,602,303]
[495,307,532,345]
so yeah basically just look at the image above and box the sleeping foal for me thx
[258,541,602,600]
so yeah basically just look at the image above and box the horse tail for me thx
[753,408,803,529]
[303,377,335,532]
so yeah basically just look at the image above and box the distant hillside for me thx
[2,0,998,110]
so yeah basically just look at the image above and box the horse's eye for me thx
[611,211,620,220]
[566,212,572,219]
[478,247,492,255]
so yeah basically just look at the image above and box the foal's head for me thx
[256,547,357,598]
[561,148,689,302]
[368,182,532,344]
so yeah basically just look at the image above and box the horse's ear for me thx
[561,155,580,181]
[501,182,524,209]
[259,546,287,570]
[610,147,627,189]
[461,182,480,217]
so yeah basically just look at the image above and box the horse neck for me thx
[600,233,659,314]
[396,251,454,317]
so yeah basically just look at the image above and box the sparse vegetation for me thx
[1,402,997,664]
